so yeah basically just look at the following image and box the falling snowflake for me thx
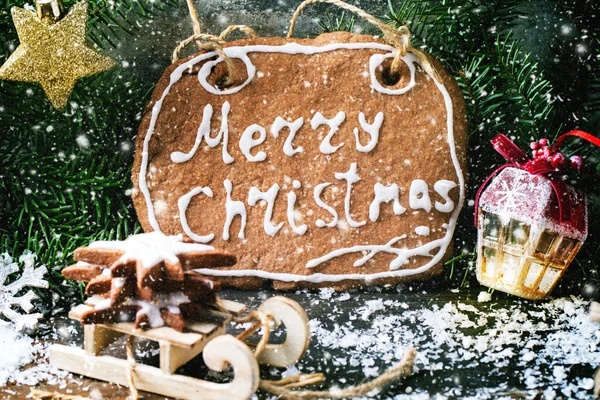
[0,251,48,331]
[496,179,527,211]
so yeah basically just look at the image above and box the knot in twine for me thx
[172,0,257,81]
[234,308,275,357]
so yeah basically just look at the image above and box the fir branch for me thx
[83,0,178,48]
[0,67,146,297]
[316,12,361,34]
[582,37,600,121]
[384,0,528,69]
[384,3,554,143]
[443,251,476,288]
[385,0,437,40]
[494,32,555,141]
[456,54,505,135]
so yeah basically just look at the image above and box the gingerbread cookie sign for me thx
[133,32,467,289]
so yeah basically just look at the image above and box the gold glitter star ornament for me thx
[0,0,116,109]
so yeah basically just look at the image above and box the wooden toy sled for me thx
[50,296,311,400]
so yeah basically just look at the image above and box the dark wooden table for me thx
[3,287,598,399]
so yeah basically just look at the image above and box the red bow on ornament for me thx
[474,130,600,226]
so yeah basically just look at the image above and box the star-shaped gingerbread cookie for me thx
[62,232,236,331]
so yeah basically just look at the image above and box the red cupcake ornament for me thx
[475,131,599,299]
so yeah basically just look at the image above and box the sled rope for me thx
[126,335,139,400]
[259,347,417,399]
[231,306,417,399]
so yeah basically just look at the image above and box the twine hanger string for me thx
[171,0,257,83]
[173,0,440,83]
[287,0,440,81]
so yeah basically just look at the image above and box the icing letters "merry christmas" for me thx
[168,104,458,242]
[138,42,465,282]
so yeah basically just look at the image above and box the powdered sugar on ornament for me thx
[495,179,528,215]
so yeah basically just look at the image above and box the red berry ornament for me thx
[542,147,552,158]
[570,155,584,172]
[530,142,539,150]
[550,152,567,169]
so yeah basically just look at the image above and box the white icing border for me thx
[139,42,465,283]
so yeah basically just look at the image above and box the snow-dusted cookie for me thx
[132,32,468,289]
[62,233,228,331]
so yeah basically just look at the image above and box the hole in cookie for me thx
[375,58,411,88]
[205,58,249,90]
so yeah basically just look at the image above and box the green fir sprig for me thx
[316,11,362,34]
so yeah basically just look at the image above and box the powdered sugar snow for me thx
[256,290,600,399]
[0,326,37,386]
[0,326,67,387]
